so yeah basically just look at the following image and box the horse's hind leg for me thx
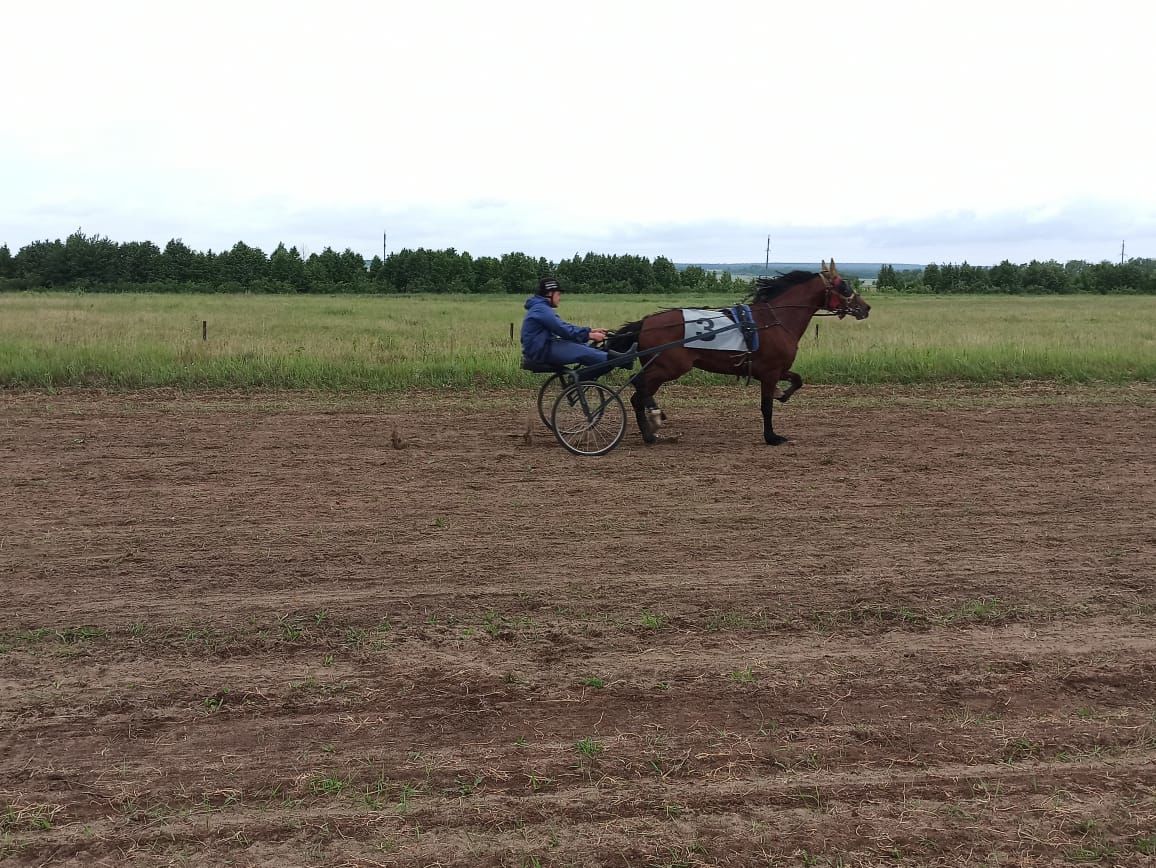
[631,382,659,444]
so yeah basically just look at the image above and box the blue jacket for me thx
[520,295,591,361]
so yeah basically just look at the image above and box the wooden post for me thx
[510,322,514,343]
[814,323,818,342]
[202,320,207,341]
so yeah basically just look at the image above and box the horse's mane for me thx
[747,270,819,302]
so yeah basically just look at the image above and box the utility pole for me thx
[384,232,388,261]
[764,235,771,274]
[1121,240,1125,265]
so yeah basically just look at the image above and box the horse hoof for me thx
[765,434,789,446]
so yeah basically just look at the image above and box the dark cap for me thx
[537,277,560,295]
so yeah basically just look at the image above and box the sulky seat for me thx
[521,357,571,375]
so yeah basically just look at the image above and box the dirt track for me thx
[2,385,1154,867]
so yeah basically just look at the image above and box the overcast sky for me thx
[2,0,1153,266]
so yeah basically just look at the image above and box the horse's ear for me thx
[820,259,827,273]
[830,258,838,275]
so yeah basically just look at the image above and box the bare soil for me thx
[2,385,1154,867]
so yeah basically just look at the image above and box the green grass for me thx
[0,291,1152,389]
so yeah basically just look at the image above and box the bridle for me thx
[818,271,861,318]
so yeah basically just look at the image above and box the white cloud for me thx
[2,0,1154,264]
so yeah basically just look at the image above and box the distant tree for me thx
[118,240,163,283]
[653,256,679,291]
[500,251,538,294]
[680,265,707,289]
[988,260,1022,293]
[270,243,307,290]
[161,239,197,282]
[472,255,502,292]
[220,241,269,285]
[0,244,14,278]
[59,230,119,285]
[14,238,68,286]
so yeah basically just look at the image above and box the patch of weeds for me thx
[648,842,707,868]
[526,773,554,792]
[1066,844,1117,863]
[481,610,529,639]
[808,605,927,631]
[362,773,390,809]
[18,627,55,643]
[432,517,447,528]
[792,786,827,812]
[56,625,107,644]
[943,597,1016,625]
[513,736,528,748]
[343,627,368,650]
[201,690,230,713]
[450,774,484,798]
[1070,818,1099,836]
[729,666,757,684]
[292,675,322,692]
[309,775,346,797]
[654,680,671,691]
[704,610,769,632]
[0,803,62,832]
[1001,736,1041,763]
[322,653,334,666]
[640,611,667,630]
[396,782,421,812]
[1135,834,1156,856]
[576,736,603,759]
[277,615,305,643]
[941,803,974,820]
[662,802,684,819]
[1056,745,1107,762]
[580,676,606,689]
[128,621,148,639]
[948,708,1000,727]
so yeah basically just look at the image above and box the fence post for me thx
[202,320,207,341]
[814,323,818,342]
[510,322,514,343]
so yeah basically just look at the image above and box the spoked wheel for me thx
[536,370,577,430]
[550,382,626,456]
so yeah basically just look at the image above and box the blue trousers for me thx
[545,341,608,368]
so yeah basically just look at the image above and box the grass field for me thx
[0,291,1152,389]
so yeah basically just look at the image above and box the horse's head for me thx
[821,259,870,320]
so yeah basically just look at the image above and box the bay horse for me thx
[607,260,870,445]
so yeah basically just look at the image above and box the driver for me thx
[520,277,612,370]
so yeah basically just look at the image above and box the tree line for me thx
[878,259,1156,294]
[0,231,1152,294]
[0,232,737,295]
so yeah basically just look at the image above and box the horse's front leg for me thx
[777,371,803,403]
[760,377,788,445]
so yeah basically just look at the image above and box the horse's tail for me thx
[607,319,643,352]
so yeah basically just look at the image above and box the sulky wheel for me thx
[536,370,577,430]
[550,382,627,456]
